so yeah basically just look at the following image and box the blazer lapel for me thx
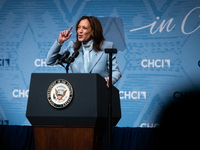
[88,50,104,73]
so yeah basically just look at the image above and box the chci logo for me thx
[47,79,73,109]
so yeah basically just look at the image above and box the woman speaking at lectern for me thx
[46,16,121,86]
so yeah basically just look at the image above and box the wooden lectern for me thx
[26,73,121,150]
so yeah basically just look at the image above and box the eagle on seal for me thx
[55,89,67,100]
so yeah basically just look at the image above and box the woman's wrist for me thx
[57,38,64,45]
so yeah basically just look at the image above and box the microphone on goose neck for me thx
[67,51,79,64]
[57,51,70,68]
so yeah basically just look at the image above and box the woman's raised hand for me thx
[57,26,73,44]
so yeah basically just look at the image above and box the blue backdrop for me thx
[0,0,200,127]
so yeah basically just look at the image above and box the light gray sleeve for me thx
[46,40,74,66]
[46,40,62,66]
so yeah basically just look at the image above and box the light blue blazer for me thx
[46,40,122,84]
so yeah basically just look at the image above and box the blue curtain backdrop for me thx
[0,126,159,150]
[0,0,200,127]
[0,125,35,150]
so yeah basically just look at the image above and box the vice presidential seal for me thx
[47,79,73,108]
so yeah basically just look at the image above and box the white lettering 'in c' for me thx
[130,16,175,34]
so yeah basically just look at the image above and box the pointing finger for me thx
[69,26,73,32]
[64,26,73,36]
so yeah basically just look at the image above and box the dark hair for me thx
[73,16,105,51]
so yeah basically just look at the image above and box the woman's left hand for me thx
[104,77,109,87]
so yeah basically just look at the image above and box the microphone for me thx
[58,51,79,73]
[58,51,70,64]
[66,51,79,65]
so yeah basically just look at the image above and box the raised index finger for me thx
[68,26,73,32]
